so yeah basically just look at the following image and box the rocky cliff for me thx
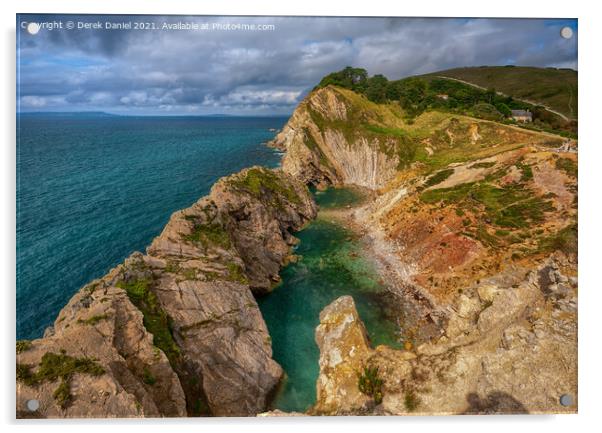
[270,86,564,190]
[17,166,317,418]
[271,86,400,189]
[272,85,577,415]
[313,253,577,415]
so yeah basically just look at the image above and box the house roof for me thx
[511,109,532,117]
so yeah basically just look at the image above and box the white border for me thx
[3,1,601,433]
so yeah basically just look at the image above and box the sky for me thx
[16,15,578,115]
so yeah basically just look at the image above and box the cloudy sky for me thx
[16,15,577,115]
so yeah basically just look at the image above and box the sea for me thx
[16,114,285,340]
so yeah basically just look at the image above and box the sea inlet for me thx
[258,187,402,412]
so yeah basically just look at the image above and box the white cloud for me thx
[20,95,47,108]
[222,89,302,105]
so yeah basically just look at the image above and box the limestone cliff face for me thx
[17,166,317,418]
[17,267,187,419]
[271,86,400,189]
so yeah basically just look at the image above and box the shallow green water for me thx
[312,186,365,209]
[257,188,401,413]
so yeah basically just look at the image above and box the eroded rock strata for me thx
[17,166,316,418]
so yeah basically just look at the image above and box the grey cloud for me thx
[17,15,577,115]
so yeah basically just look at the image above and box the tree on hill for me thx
[314,67,575,137]
[365,74,389,103]
[485,88,497,104]
[398,77,428,113]
[471,103,503,121]
[318,67,368,92]
[495,102,512,118]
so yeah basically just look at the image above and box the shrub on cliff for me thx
[404,389,420,412]
[16,339,31,354]
[423,168,454,188]
[470,103,504,121]
[537,224,577,256]
[555,157,577,177]
[16,351,105,409]
[357,365,384,404]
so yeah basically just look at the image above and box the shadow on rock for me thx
[463,391,529,414]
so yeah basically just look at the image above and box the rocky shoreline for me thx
[310,189,444,347]
[288,190,577,415]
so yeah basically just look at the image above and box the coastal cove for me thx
[16,74,578,417]
[258,187,402,412]
[17,112,406,415]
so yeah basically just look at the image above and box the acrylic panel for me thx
[16,14,578,418]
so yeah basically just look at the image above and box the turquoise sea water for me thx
[258,188,402,413]
[16,114,285,339]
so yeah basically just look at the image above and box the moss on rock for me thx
[17,351,105,408]
[230,167,301,206]
[182,220,231,250]
[117,278,181,364]
[16,340,32,354]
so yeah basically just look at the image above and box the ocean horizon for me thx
[18,111,292,118]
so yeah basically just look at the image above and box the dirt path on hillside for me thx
[435,75,571,121]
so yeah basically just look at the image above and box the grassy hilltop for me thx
[422,66,577,120]
[317,66,577,137]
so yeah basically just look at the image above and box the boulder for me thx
[313,296,373,414]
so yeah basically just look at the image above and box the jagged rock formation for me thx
[16,270,187,418]
[17,166,317,418]
[313,296,372,414]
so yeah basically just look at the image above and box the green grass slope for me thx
[423,66,577,119]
